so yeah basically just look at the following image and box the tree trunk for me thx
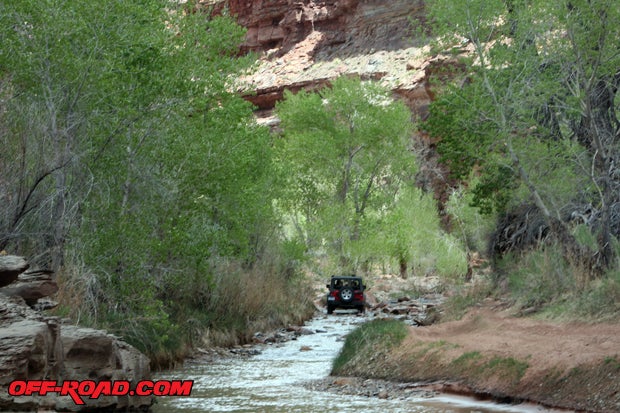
[399,257,407,279]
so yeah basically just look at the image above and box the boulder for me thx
[0,255,59,309]
[0,295,63,411]
[0,272,58,306]
[0,255,29,287]
[0,290,152,411]
[56,325,151,411]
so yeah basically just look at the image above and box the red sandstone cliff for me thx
[211,0,424,54]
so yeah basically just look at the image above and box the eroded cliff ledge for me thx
[0,256,152,412]
[211,0,424,54]
[208,0,445,118]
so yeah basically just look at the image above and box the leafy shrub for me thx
[497,244,575,308]
[560,269,620,321]
[493,238,620,321]
[350,186,468,279]
[446,179,496,254]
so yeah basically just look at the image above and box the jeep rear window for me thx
[332,278,361,288]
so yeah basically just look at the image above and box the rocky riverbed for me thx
[180,273,619,413]
[304,376,440,400]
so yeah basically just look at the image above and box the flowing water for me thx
[153,313,566,413]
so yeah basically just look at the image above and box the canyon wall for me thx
[211,0,425,54]
[0,256,152,412]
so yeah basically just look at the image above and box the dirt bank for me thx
[336,301,620,413]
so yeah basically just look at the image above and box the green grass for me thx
[484,356,529,383]
[332,318,408,374]
[490,237,620,322]
[603,356,620,369]
[449,352,528,384]
[538,265,620,322]
[498,246,575,309]
[451,351,483,370]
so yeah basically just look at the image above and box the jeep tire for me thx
[339,287,354,303]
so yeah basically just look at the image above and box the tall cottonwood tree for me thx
[426,0,620,279]
[275,77,415,269]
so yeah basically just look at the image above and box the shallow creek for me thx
[153,313,567,413]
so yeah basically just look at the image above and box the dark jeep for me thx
[326,275,366,314]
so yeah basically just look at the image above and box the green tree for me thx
[275,76,415,269]
[367,186,467,279]
[71,7,277,353]
[1,0,285,359]
[425,0,620,279]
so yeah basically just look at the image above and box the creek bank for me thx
[305,376,575,412]
[185,317,347,362]
[0,255,152,412]
[159,305,567,413]
[333,301,620,413]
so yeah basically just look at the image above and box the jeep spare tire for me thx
[339,287,354,303]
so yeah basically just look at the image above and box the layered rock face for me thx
[0,256,152,412]
[210,0,442,119]
[211,0,289,52]
[212,0,423,54]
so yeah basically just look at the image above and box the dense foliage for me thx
[425,0,620,284]
[275,77,467,277]
[0,0,312,364]
[5,0,617,364]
